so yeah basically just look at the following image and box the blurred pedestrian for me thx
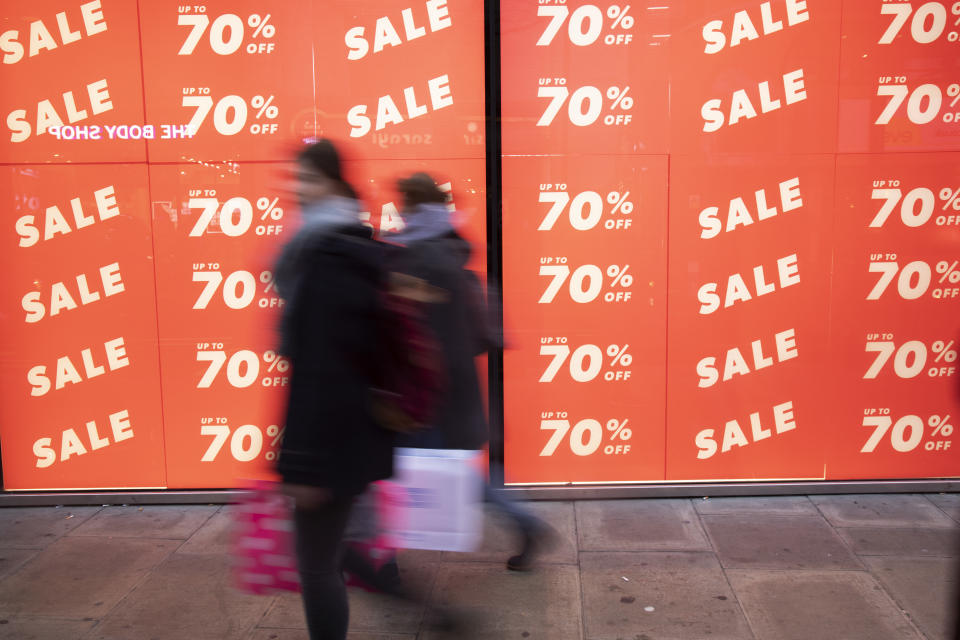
[273,139,393,640]
[388,172,552,571]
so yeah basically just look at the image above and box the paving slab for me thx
[177,507,233,555]
[576,499,709,551]
[247,633,414,640]
[423,562,582,640]
[727,569,921,640]
[927,494,960,524]
[579,551,752,640]
[811,494,956,528]
[86,552,272,640]
[69,505,218,539]
[246,630,310,640]
[348,559,438,634]
[837,527,960,557]
[259,559,438,635]
[701,514,862,570]
[0,616,96,639]
[258,592,306,630]
[0,548,38,581]
[694,496,817,516]
[864,555,959,640]
[442,501,577,565]
[0,507,101,549]
[0,536,177,618]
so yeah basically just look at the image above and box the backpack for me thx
[371,272,445,433]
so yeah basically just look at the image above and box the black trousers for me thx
[293,497,355,640]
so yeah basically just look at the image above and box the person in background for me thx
[273,139,393,640]
[388,172,552,571]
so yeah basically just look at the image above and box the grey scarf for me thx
[387,203,455,246]
[273,196,361,300]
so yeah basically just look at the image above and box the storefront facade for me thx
[1,0,958,496]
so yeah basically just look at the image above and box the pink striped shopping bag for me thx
[232,481,301,594]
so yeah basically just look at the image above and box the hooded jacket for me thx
[389,205,494,450]
[273,196,393,494]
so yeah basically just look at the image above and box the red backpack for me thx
[371,273,445,433]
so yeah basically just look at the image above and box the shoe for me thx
[376,559,402,592]
[506,520,556,571]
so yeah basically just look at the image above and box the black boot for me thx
[507,521,555,571]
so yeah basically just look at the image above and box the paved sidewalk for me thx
[0,494,958,639]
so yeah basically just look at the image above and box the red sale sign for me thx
[665,154,836,481]
[138,1,316,162]
[0,0,148,163]
[3,1,960,492]
[501,155,667,484]
[150,157,486,488]
[310,0,486,160]
[826,152,960,479]
[500,1,670,155]
[669,0,841,154]
[0,164,166,489]
[838,1,960,152]
[149,163,289,487]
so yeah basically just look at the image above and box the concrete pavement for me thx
[0,494,957,639]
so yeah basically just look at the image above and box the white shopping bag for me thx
[380,448,484,552]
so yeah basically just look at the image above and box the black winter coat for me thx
[274,223,394,495]
[391,231,493,450]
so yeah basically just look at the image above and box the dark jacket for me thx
[274,221,393,495]
[391,231,492,450]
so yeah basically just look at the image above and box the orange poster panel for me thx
[669,0,840,154]
[152,157,484,487]
[150,163,290,488]
[665,154,835,481]
[0,0,147,163]
[0,164,165,489]
[500,1,670,156]
[838,0,960,153]
[344,156,487,274]
[138,1,316,162]
[502,155,667,484]
[826,153,960,479]
[310,0,486,160]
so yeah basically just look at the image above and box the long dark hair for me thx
[296,139,358,200]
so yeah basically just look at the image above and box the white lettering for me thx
[343,1,451,60]
[27,338,131,396]
[698,254,801,314]
[695,400,798,459]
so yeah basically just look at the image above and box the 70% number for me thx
[182,92,279,136]
[537,4,637,46]
[189,195,284,237]
[537,82,634,126]
[192,268,282,310]
[538,189,634,231]
[539,261,633,303]
[200,420,285,462]
[540,415,634,456]
[178,12,277,55]
[861,411,954,453]
[539,342,633,382]
[195,348,290,388]
[870,184,960,227]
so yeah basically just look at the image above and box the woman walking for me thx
[388,172,551,571]
[273,140,393,640]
